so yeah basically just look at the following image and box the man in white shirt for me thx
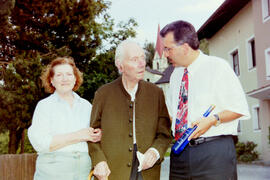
[160,20,250,180]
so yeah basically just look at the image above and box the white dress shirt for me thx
[166,51,250,137]
[28,92,92,153]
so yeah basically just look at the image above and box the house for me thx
[144,66,163,83]
[198,0,270,161]
[143,24,173,97]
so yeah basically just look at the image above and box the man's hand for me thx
[188,116,216,140]
[93,161,110,180]
[141,149,158,170]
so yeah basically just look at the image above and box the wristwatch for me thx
[213,114,221,126]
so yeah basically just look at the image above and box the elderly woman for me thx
[28,57,101,180]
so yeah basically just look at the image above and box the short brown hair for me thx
[41,57,83,93]
[160,20,199,50]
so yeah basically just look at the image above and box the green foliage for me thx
[80,51,119,101]
[199,38,209,55]
[143,41,155,68]
[0,0,15,62]
[268,126,270,144]
[20,130,36,153]
[23,135,36,153]
[0,52,45,130]
[236,141,259,162]
[0,131,9,154]
[0,131,35,154]
[0,52,46,153]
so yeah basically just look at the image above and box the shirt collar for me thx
[128,83,138,95]
[186,50,204,75]
[51,91,81,103]
[128,83,138,101]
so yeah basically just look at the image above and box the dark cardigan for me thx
[88,76,172,180]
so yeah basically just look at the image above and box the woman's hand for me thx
[77,127,102,142]
[91,128,102,142]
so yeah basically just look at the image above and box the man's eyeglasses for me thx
[163,45,178,53]
[163,43,184,53]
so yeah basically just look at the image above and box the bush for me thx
[235,141,259,162]
[23,130,36,153]
[0,130,36,154]
[0,131,9,154]
[268,126,270,144]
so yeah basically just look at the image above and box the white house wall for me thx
[207,2,262,156]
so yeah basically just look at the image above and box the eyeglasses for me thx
[163,45,178,53]
[163,42,184,53]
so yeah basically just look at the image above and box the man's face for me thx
[162,32,187,67]
[120,44,146,82]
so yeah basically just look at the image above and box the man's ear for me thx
[116,60,124,73]
[182,43,190,55]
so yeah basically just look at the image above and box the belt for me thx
[189,136,223,146]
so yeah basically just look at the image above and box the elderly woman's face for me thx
[51,64,76,94]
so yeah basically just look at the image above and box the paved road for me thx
[160,157,270,180]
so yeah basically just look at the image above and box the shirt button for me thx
[129,147,133,152]
[129,133,132,137]
[129,103,133,108]
[127,163,131,167]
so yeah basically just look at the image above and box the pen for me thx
[203,105,216,117]
[171,104,216,154]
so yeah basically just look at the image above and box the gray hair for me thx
[115,39,140,68]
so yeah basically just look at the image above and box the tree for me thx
[143,41,155,68]
[0,0,137,153]
[0,52,46,153]
[199,38,209,55]
[0,0,16,63]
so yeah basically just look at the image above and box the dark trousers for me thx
[130,144,144,180]
[170,135,237,180]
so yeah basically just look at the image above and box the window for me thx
[247,37,256,70]
[232,50,240,76]
[252,105,261,131]
[262,0,270,22]
[265,47,270,80]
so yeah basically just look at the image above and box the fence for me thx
[0,153,37,180]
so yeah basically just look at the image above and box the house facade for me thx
[143,25,172,97]
[198,0,270,161]
[247,0,270,161]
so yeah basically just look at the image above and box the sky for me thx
[108,0,225,45]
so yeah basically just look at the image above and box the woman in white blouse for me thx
[28,57,101,180]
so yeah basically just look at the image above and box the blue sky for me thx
[108,0,225,45]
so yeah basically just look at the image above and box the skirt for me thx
[34,151,91,180]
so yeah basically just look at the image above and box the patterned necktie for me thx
[175,68,189,141]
